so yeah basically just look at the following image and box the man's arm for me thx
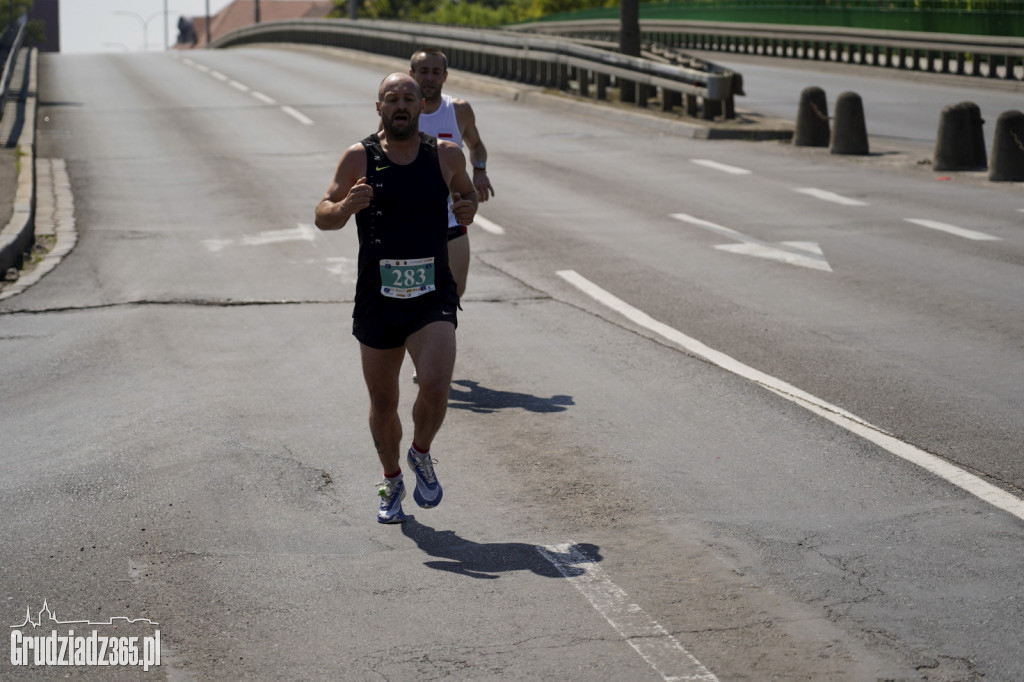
[454,99,495,203]
[438,140,478,226]
[314,144,370,231]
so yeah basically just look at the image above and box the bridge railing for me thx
[0,14,28,122]
[209,18,741,120]
[509,19,1024,82]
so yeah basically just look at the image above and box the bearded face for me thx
[378,80,423,141]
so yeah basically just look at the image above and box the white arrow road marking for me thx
[204,224,318,251]
[670,213,832,272]
[243,223,317,246]
[690,158,752,175]
[322,256,357,277]
[793,188,868,206]
[201,238,234,253]
[556,269,1024,523]
[905,218,1000,241]
[472,215,505,235]
[537,542,718,682]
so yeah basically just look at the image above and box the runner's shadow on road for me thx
[448,379,574,414]
[401,518,601,580]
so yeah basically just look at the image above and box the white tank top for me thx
[418,94,463,228]
[419,94,462,148]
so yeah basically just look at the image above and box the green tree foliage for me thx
[0,0,45,47]
[332,0,618,26]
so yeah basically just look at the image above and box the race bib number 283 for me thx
[379,257,435,299]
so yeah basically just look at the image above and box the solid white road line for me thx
[555,269,1024,523]
[793,188,868,206]
[690,159,752,175]
[904,218,1000,241]
[472,215,505,235]
[280,106,313,126]
[537,542,718,682]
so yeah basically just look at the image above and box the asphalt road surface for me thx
[1,44,1022,681]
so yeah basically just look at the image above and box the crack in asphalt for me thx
[0,298,350,315]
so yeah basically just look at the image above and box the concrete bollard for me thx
[830,91,869,155]
[934,102,987,171]
[794,86,830,147]
[988,110,1024,182]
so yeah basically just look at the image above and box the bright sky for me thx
[61,0,236,53]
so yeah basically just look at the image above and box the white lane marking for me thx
[281,105,313,126]
[228,80,250,93]
[242,223,317,246]
[538,542,718,682]
[690,158,752,175]
[209,70,228,82]
[793,188,868,206]
[201,238,233,253]
[904,218,1000,241]
[472,215,505,235]
[251,91,277,105]
[671,213,831,272]
[556,269,1024,523]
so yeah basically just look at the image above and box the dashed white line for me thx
[251,91,277,105]
[281,105,313,126]
[555,269,1024,523]
[537,542,718,682]
[228,80,250,93]
[209,70,228,82]
[793,187,868,206]
[904,218,1000,241]
[690,159,752,175]
[472,215,505,235]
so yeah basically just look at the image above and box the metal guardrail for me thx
[209,18,740,120]
[510,19,1024,82]
[0,14,28,121]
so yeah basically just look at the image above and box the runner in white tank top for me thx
[418,94,464,231]
[409,47,496,305]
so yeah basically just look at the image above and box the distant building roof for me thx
[178,0,334,49]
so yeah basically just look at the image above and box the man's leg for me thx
[405,320,457,451]
[359,343,406,474]
[404,320,455,509]
[448,234,470,300]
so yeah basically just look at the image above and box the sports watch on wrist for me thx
[473,161,486,171]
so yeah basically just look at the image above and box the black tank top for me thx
[354,132,455,320]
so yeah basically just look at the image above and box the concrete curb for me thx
[0,46,36,281]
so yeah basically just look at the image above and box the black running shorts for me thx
[353,302,458,350]
[446,224,468,241]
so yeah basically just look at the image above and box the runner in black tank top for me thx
[354,132,457,331]
[314,73,478,524]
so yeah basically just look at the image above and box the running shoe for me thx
[407,447,443,508]
[376,477,407,524]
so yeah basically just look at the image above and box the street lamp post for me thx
[114,9,178,51]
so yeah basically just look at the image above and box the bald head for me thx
[378,72,421,102]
